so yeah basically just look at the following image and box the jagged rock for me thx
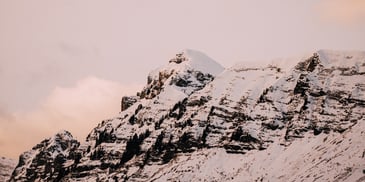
[10,130,79,182]
[121,96,139,111]
[169,52,187,64]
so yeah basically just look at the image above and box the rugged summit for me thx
[10,50,365,181]
[10,130,80,181]
[138,49,224,99]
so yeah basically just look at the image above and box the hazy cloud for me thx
[0,76,142,158]
[0,108,15,122]
[58,42,85,57]
[317,0,365,25]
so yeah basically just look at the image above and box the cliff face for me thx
[10,50,365,181]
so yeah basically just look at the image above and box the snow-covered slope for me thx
[146,119,365,182]
[0,157,16,182]
[10,50,365,181]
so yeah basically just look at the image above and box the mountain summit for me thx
[138,49,224,99]
[9,50,365,182]
[10,130,79,181]
[166,49,224,76]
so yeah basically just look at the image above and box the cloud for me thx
[316,0,365,25]
[0,76,142,158]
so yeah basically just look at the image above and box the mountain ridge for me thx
[9,49,365,181]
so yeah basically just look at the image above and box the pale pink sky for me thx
[0,0,364,158]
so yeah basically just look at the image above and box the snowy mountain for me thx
[10,49,365,181]
[0,157,16,182]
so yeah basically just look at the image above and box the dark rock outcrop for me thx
[10,130,79,182]
[121,96,139,112]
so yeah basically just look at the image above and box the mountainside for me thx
[0,157,16,182]
[10,49,365,181]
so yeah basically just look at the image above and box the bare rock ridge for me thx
[10,49,365,181]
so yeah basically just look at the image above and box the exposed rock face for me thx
[0,157,16,182]
[169,52,187,64]
[10,130,80,182]
[10,50,365,181]
[121,96,139,111]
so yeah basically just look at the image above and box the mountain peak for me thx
[316,49,365,66]
[10,130,80,181]
[167,49,224,76]
[138,49,224,99]
[53,130,74,141]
